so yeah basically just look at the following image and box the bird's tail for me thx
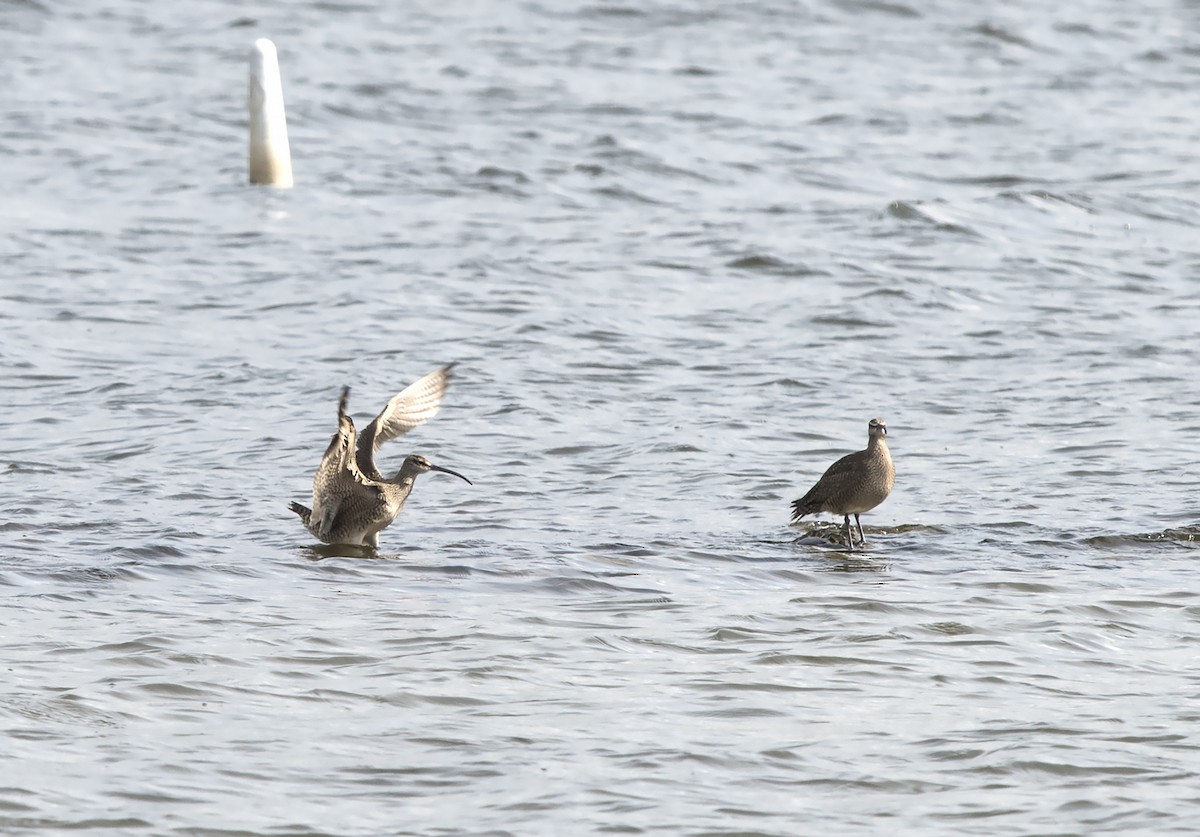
[790,498,816,523]
[289,502,312,525]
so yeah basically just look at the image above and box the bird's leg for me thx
[854,514,866,546]
[842,515,855,551]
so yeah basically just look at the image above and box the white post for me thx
[248,38,293,187]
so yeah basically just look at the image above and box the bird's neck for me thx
[391,462,423,485]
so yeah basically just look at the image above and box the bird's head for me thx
[398,454,473,485]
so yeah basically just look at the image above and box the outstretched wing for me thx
[310,387,372,539]
[356,363,456,479]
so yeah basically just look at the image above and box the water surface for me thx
[2,0,1199,834]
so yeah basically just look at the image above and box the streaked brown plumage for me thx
[790,417,895,551]
[289,365,471,548]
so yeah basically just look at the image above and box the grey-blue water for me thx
[2,1,1199,834]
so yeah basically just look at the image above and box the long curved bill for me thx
[430,463,473,485]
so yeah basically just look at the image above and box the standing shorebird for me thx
[289,364,472,548]
[790,417,895,551]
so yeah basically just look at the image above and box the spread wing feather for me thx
[310,387,374,539]
[355,364,455,479]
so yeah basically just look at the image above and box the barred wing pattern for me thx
[355,363,455,479]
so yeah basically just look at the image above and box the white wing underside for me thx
[355,364,455,479]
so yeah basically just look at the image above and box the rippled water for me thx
[2,0,1199,834]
